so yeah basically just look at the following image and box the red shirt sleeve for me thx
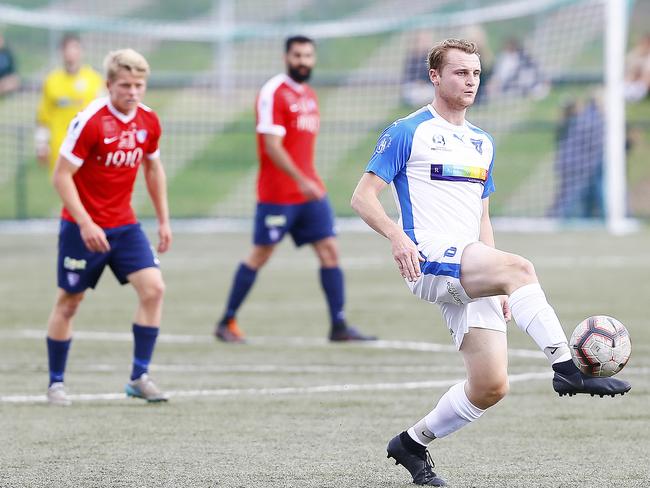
[146,113,162,158]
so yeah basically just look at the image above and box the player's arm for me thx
[52,156,110,252]
[263,134,324,200]
[351,172,422,282]
[141,156,172,253]
[479,197,495,247]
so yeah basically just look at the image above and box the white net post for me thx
[604,0,633,234]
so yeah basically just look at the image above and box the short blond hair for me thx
[428,38,479,72]
[104,48,150,81]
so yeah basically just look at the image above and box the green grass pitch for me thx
[0,229,648,487]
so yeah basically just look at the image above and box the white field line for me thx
[0,371,552,404]
[1,329,546,359]
[0,363,469,375]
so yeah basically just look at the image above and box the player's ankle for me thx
[552,359,579,375]
[400,430,426,455]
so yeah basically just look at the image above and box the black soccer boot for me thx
[328,322,377,342]
[386,432,447,486]
[552,359,631,397]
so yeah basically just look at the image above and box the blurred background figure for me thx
[624,33,650,102]
[0,32,20,97]
[549,96,604,219]
[486,37,549,100]
[36,33,103,174]
[400,30,434,107]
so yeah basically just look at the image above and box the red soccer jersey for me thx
[255,73,324,204]
[59,97,162,228]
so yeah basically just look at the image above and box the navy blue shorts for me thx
[57,220,159,293]
[253,197,336,247]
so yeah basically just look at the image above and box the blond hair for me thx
[104,48,150,81]
[428,38,479,72]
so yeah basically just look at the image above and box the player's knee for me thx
[469,376,509,408]
[57,293,84,319]
[316,239,339,267]
[246,247,273,269]
[140,279,165,305]
[507,255,537,289]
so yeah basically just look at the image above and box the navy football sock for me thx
[222,263,257,321]
[319,267,346,329]
[47,337,71,386]
[131,324,159,381]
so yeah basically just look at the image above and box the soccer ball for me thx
[569,315,631,377]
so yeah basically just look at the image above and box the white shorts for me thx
[405,236,507,349]
[440,296,507,349]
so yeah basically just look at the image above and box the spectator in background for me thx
[486,37,549,100]
[549,96,604,219]
[0,32,20,96]
[624,33,650,102]
[36,33,103,174]
[401,31,434,107]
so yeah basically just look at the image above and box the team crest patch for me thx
[66,272,80,288]
[470,138,483,154]
[136,129,148,143]
[375,134,391,154]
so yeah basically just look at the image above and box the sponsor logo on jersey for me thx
[105,148,144,168]
[63,256,87,271]
[297,114,319,133]
[103,136,119,144]
[470,138,483,154]
[453,133,465,143]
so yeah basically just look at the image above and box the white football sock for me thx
[407,381,485,445]
[508,283,572,364]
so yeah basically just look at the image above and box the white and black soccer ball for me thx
[569,315,631,377]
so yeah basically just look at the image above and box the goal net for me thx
[0,0,635,231]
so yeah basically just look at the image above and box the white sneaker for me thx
[125,373,169,402]
[47,382,71,406]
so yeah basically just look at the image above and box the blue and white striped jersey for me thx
[366,104,495,245]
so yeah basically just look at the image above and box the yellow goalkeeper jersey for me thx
[37,65,103,171]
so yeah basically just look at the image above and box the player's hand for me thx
[79,220,110,253]
[389,230,424,282]
[157,221,172,253]
[298,178,325,201]
[500,295,511,322]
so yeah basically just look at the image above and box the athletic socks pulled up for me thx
[508,283,572,364]
[47,337,71,386]
[319,267,346,328]
[408,381,485,446]
[222,263,258,321]
[131,323,159,381]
